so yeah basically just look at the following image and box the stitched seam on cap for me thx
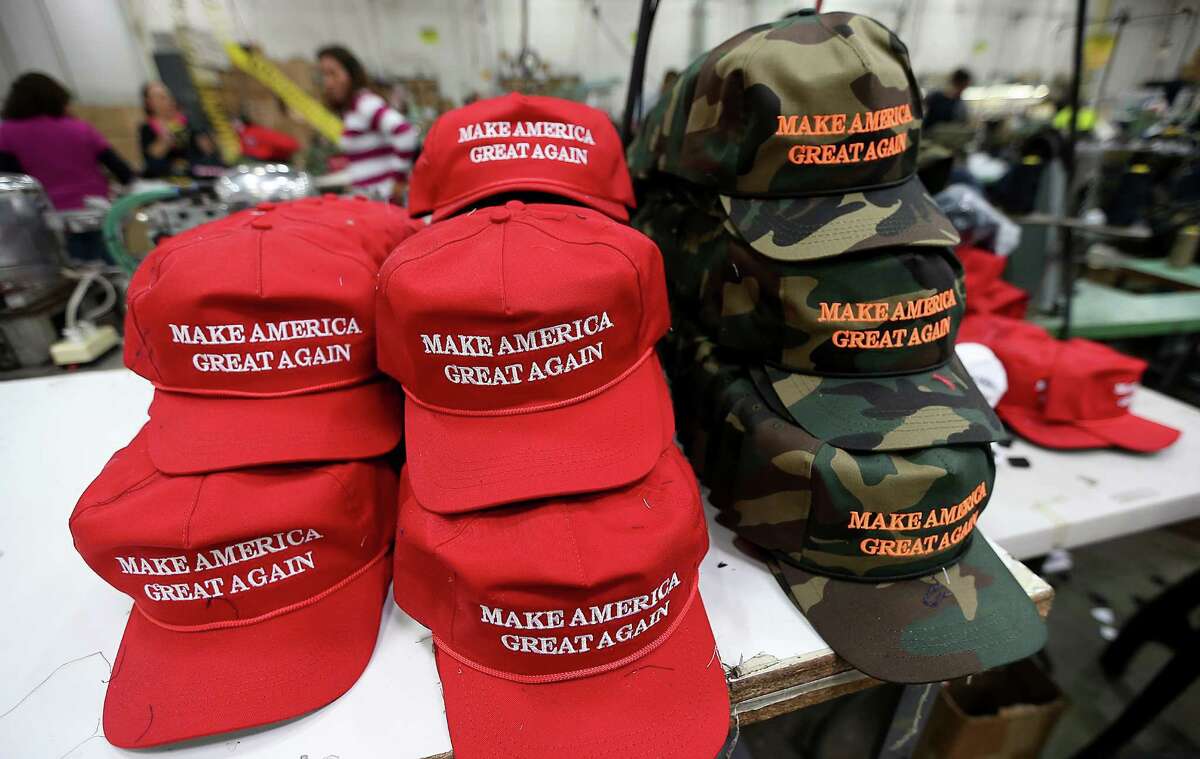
[149,372,382,398]
[275,227,377,275]
[311,466,354,503]
[561,507,588,588]
[181,476,207,549]
[379,221,492,292]
[126,287,164,380]
[499,221,510,314]
[825,14,870,71]
[68,471,161,524]
[256,230,264,297]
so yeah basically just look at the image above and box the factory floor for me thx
[732,522,1200,759]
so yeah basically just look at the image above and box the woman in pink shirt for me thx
[0,72,133,261]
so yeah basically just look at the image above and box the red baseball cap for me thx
[957,313,1051,347]
[407,93,635,221]
[164,196,422,266]
[125,212,403,474]
[994,337,1180,451]
[69,428,396,748]
[392,445,731,759]
[281,194,424,264]
[377,201,674,512]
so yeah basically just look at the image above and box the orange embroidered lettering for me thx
[848,511,873,530]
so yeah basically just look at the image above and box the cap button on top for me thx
[255,201,276,211]
[251,216,273,230]
[505,200,525,212]
[489,207,511,223]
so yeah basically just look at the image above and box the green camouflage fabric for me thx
[714,378,1046,683]
[760,356,1007,451]
[631,182,732,316]
[703,237,967,376]
[662,323,751,494]
[637,11,958,260]
[638,195,1004,451]
[634,171,968,380]
[627,90,671,181]
[721,184,959,261]
[772,538,1047,683]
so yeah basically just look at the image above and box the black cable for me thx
[621,0,660,146]
[1060,0,1088,341]
[586,0,631,58]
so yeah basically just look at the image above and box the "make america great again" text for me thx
[478,572,682,655]
[420,311,614,387]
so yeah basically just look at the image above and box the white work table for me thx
[3,369,1196,757]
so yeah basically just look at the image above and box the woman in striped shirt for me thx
[318,45,418,202]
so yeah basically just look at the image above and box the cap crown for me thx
[281,195,422,265]
[124,222,382,397]
[161,196,419,267]
[718,383,993,581]
[408,93,635,218]
[992,336,1054,414]
[705,236,964,376]
[394,447,707,679]
[69,432,395,628]
[654,12,921,196]
[377,203,670,412]
[1044,339,1146,422]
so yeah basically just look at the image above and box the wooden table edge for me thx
[420,584,1054,756]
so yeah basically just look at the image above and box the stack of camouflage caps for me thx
[630,10,1047,683]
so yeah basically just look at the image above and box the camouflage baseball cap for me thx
[631,181,732,317]
[660,323,750,496]
[715,379,1046,683]
[644,11,958,260]
[689,218,1004,450]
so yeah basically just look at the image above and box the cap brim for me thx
[1000,406,1181,452]
[405,356,674,512]
[1074,413,1181,452]
[102,553,390,748]
[147,378,403,474]
[770,535,1046,683]
[430,180,630,222]
[720,175,960,261]
[434,592,730,759]
[758,356,1007,452]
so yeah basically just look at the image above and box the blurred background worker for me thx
[925,67,973,132]
[139,81,223,179]
[0,71,134,261]
[318,45,417,203]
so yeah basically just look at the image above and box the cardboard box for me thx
[71,104,145,172]
[914,660,1066,759]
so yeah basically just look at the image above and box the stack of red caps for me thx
[956,245,1030,319]
[383,97,730,758]
[69,196,419,747]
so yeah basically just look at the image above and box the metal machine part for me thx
[214,163,313,208]
[0,174,64,307]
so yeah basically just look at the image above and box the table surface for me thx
[1115,257,1200,290]
[1031,279,1200,338]
[4,368,1197,758]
